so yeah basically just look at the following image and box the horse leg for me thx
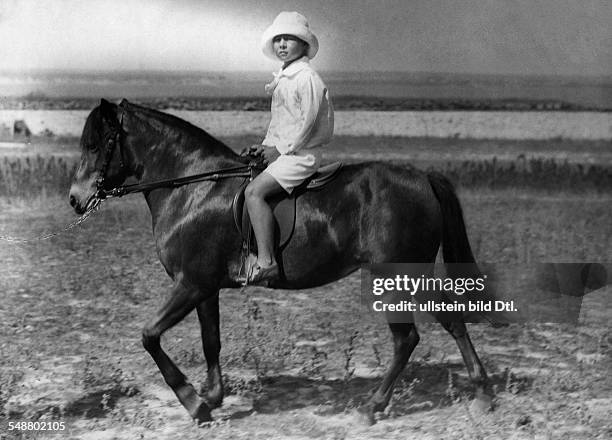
[142,282,212,422]
[440,320,492,410]
[359,322,420,425]
[196,293,223,409]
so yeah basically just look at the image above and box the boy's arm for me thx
[283,73,326,155]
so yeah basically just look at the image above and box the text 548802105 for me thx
[8,421,66,431]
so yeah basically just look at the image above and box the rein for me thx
[94,108,260,200]
[0,164,256,243]
[97,165,254,199]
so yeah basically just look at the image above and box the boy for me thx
[245,11,334,284]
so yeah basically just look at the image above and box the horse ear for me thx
[99,98,117,122]
[119,98,129,108]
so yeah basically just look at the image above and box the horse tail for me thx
[427,172,501,325]
[427,172,511,326]
[426,171,476,266]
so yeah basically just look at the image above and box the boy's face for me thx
[272,34,307,64]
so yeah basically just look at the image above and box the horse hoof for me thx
[191,401,213,423]
[354,407,376,426]
[198,384,223,409]
[205,393,223,410]
[469,390,493,414]
[175,385,213,422]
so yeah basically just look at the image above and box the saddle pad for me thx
[232,186,297,250]
[231,161,342,250]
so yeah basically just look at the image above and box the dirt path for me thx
[1,192,610,439]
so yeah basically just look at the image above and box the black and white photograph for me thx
[1,1,610,438]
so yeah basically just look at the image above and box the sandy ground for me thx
[0,110,611,139]
[0,192,610,440]
[0,129,610,438]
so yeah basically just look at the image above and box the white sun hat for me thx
[261,11,319,60]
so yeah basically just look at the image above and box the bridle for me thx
[0,109,260,242]
[90,109,259,202]
[94,111,127,200]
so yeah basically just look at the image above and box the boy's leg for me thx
[244,172,285,269]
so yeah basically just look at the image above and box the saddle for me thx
[232,161,343,251]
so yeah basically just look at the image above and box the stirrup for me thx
[239,253,257,286]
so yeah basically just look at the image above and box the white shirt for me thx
[262,57,334,155]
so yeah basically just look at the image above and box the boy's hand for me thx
[249,144,265,156]
[262,146,280,164]
[240,144,265,156]
[241,145,279,164]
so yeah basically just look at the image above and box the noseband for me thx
[94,112,126,200]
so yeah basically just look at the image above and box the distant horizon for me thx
[1,69,610,109]
[1,68,611,81]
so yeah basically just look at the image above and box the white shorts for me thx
[263,150,321,194]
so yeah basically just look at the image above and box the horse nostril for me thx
[69,195,77,208]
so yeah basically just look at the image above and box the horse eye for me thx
[88,144,100,153]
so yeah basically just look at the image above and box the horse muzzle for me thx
[69,181,100,215]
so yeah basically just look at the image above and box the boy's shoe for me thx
[247,262,279,286]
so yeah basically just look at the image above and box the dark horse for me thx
[69,99,491,424]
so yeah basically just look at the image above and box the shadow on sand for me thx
[216,361,532,420]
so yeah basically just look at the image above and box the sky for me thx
[0,0,611,75]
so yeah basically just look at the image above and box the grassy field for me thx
[1,137,611,439]
[0,135,610,198]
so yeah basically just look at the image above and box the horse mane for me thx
[119,99,239,159]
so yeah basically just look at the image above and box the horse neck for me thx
[124,108,240,183]
[120,107,243,230]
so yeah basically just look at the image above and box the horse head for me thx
[69,99,133,214]
[70,99,242,215]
